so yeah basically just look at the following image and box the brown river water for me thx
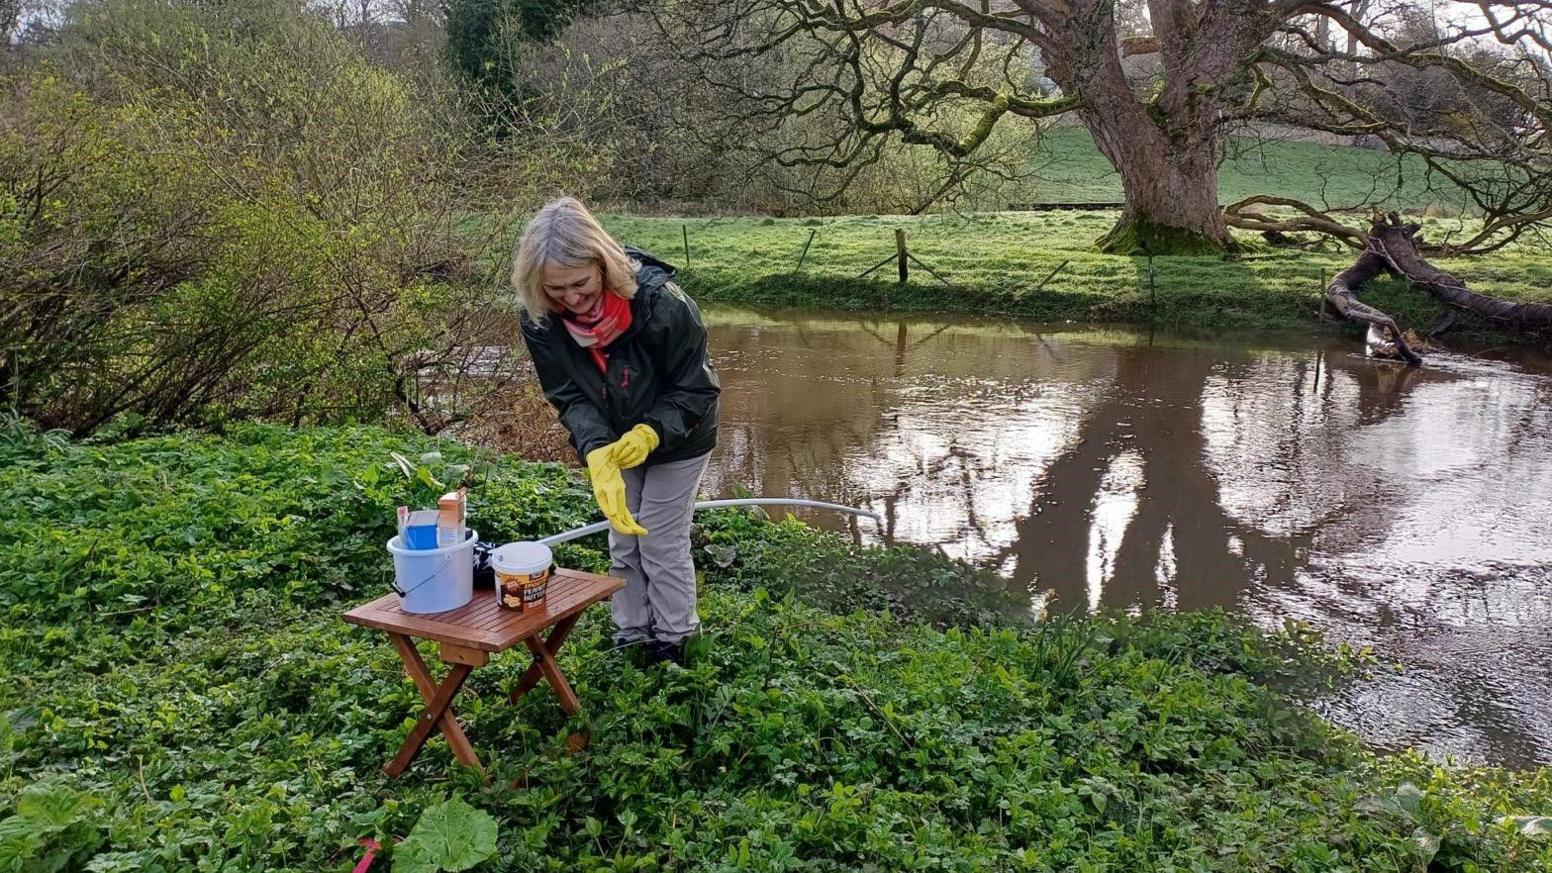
[697,307,1552,769]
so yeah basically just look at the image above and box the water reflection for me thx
[702,307,1552,768]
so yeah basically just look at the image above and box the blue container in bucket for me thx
[401,509,440,550]
[387,528,478,613]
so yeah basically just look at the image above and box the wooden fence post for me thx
[795,229,816,273]
[682,225,690,269]
[1032,259,1069,294]
[895,229,908,283]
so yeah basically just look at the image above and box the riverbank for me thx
[588,212,1552,334]
[3,422,1550,870]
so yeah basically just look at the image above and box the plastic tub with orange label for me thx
[491,541,553,611]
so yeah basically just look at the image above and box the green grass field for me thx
[466,134,1548,333]
[598,211,1552,333]
[1027,127,1461,210]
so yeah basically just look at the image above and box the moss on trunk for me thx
[1097,213,1235,256]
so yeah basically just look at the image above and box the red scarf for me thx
[560,291,632,373]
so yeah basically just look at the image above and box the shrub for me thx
[0,1,519,436]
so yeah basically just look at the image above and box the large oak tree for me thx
[656,0,1552,254]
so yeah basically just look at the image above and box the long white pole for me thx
[535,498,882,546]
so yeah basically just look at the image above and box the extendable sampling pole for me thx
[536,498,882,547]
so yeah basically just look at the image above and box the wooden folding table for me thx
[343,567,623,778]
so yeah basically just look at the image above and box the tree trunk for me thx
[1093,131,1232,255]
[1066,47,1235,255]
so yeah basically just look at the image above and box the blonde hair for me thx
[512,196,638,323]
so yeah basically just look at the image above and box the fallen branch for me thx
[1324,246,1424,365]
[1224,195,1552,258]
[1367,213,1552,336]
[1224,195,1368,249]
[1324,212,1552,366]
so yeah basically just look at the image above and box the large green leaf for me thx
[392,797,497,873]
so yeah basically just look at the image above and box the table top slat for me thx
[470,605,521,631]
[431,601,485,625]
[343,568,622,652]
[465,610,507,631]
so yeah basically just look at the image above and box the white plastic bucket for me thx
[387,528,478,614]
[491,541,553,611]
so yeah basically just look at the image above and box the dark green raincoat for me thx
[521,248,720,465]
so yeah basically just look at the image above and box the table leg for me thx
[509,614,581,704]
[522,632,582,716]
[385,633,482,777]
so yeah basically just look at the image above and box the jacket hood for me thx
[624,245,677,289]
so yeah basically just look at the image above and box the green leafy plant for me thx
[392,797,497,873]
[0,784,103,873]
[693,508,1030,628]
[1,424,1549,871]
[388,449,477,510]
[1502,816,1552,838]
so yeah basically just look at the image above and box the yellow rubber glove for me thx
[606,423,660,470]
[586,446,648,536]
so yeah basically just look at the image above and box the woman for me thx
[513,197,720,665]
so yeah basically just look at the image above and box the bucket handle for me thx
[392,555,454,598]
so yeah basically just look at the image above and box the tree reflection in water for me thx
[701,310,1552,767]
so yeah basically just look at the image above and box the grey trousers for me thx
[609,453,710,644]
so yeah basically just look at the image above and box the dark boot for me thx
[645,638,685,667]
[605,635,652,667]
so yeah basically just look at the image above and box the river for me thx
[699,307,1552,769]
